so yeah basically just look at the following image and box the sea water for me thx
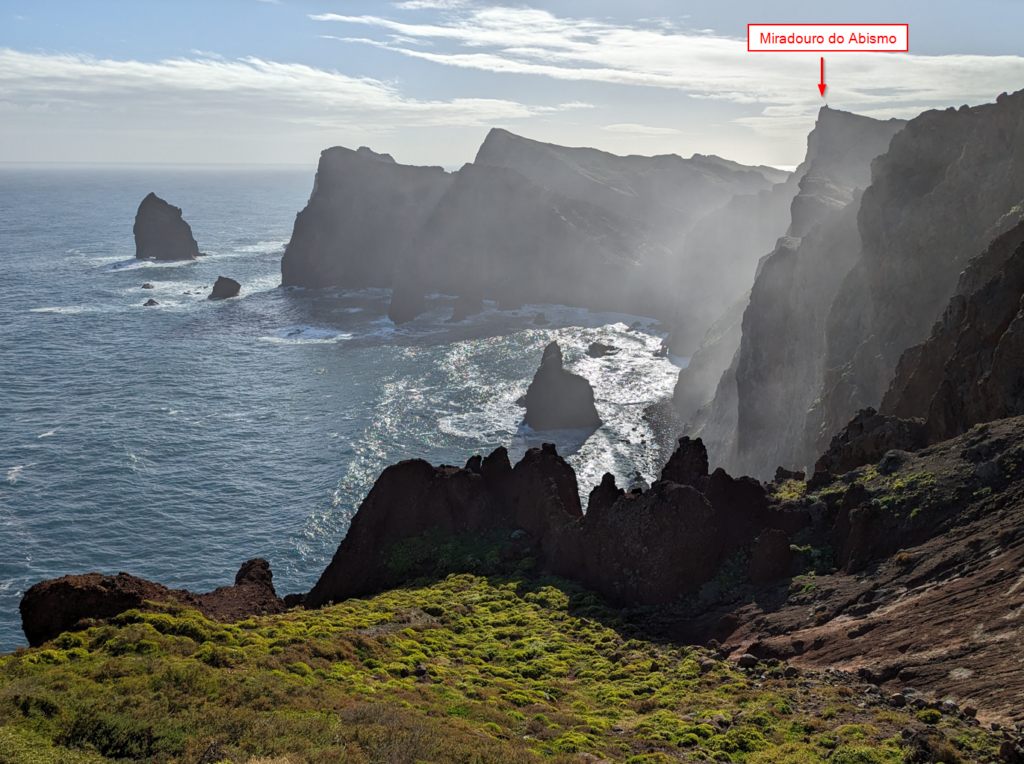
[0,164,686,650]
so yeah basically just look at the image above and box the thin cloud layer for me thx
[314,6,1024,132]
[0,48,562,131]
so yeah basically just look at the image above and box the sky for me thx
[3,1,1024,169]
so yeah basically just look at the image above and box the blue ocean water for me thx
[0,164,685,651]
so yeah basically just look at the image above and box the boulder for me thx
[142,283,154,289]
[133,192,201,261]
[533,312,549,326]
[143,298,159,307]
[587,342,619,358]
[208,276,241,300]
[521,342,602,430]
[19,559,285,647]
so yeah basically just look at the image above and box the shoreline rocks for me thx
[19,558,289,647]
[134,192,201,261]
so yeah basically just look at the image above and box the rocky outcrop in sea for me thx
[520,342,602,431]
[133,192,201,261]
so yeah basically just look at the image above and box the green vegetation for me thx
[0,575,996,763]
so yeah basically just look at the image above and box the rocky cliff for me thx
[681,108,906,476]
[283,131,785,331]
[880,218,1024,443]
[133,192,201,261]
[388,162,662,320]
[812,90,1024,457]
[280,146,452,289]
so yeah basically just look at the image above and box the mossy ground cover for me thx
[0,575,998,764]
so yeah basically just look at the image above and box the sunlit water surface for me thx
[0,164,686,650]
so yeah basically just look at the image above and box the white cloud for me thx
[0,48,563,131]
[312,7,1024,135]
[603,123,680,135]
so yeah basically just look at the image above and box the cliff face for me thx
[283,130,785,330]
[280,146,452,288]
[813,91,1024,455]
[879,219,1024,443]
[474,128,775,246]
[681,108,905,476]
[389,162,662,319]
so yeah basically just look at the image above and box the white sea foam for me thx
[6,465,30,484]
[260,325,354,344]
[37,430,57,439]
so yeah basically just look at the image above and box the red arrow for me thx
[818,57,827,96]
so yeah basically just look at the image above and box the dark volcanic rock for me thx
[532,312,549,326]
[747,529,795,584]
[587,342,618,358]
[816,89,1024,458]
[19,558,285,647]
[521,342,601,430]
[208,276,241,300]
[881,220,1024,443]
[143,298,159,306]
[660,436,710,489]
[134,192,201,261]
[815,407,925,476]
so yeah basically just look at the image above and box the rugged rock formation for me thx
[390,162,662,321]
[283,130,785,333]
[813,408,925,478]
[684,106,907,478]
[521,342,601,430]
[658,414,1024,723]
[814,90,1024,456]
[143,298,159,307]
[474,128,779,248]
[20,558,287,647]
[209,276,241,300]
[881,219,1024,443]
[306,436,811,611]
[133,193,201,261]
[587,342,618,358]
[281,146,452,289]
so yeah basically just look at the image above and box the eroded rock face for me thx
[881,220,1024,443]
[817,90,1024,456]
[683,107,905,478]
[209,276,241,300]
[134,193,201,261]
[306,435,785,611]
[521,342,602,431]
[814,408,925,477]
[19,559,286,647]
[281,146,453,289]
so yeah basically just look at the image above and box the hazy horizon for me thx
[4,1,1024,168]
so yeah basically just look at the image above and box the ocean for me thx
[0,164,685,651]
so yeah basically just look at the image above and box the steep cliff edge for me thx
[814,90,1024,455]
[682,108,905,476]
[280,146,452,289]
[879,218,1024,443]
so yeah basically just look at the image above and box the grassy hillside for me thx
[0,574,998,764]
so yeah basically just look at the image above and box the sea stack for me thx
[133,192,201,261]
[209,276,241,300]
[522,342,602,430]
